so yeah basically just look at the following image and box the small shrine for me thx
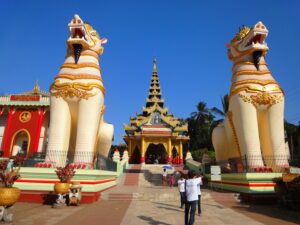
[0,81,50,157]
[123,58,189,164]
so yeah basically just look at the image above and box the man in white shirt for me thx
[177,174,186,208]
[185,170,201,225]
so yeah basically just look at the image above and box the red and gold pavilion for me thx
[0,82,50,157]
[123,58,189,164]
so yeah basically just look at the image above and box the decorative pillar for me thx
[140,136,145,163]
[167,137,172,163]
[2,108,13,156]
[179,140,183,164]
[113,149,120,162]
[33,108,44,152]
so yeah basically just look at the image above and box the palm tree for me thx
[187,101,216,151]
[211,94,229,125]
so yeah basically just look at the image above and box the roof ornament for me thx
[33,80,41,94]
[153,56,157,72]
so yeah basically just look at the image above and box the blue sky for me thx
[1,1,300,144]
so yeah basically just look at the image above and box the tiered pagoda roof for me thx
[124,58,188,136]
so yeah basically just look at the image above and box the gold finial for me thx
[33,80,41,94]
[153,57,157,72]
[232,26,250,42]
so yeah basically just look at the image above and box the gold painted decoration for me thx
[60,63,100,70]
[55,74,102,81]
[50,80,105,100]
[239,91,283,107]
[230,84,282,98]
[232,79,278,86]
[233,70,271,77]
[19,111,31,123]
[231,26,250,42]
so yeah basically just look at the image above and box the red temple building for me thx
[0,82,50,157]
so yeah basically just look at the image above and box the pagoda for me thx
[123,58,189,164]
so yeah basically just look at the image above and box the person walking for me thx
[177,174,186,208]
[197,173,203,215]
[185,170,201,225]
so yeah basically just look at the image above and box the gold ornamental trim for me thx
[233,61,267,68]
[239,91,284,108]
[19,111,31,123]
[66,51,99,59]
[232,79,278,87]
[233,70,271,77]
[230,84,282,98]
[50,80,105,100]
[55,74,103,81]
[60,63,100,70]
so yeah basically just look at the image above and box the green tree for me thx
[187,101,215,152]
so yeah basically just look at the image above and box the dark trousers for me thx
[197,195,201,214]
[180,192,185,208]
[185,200,197,225]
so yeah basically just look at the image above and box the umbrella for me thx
[163,165,173,170]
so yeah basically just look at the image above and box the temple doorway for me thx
[145,143,167,164]
[172,147,180,164]
[11,130,29,156]
[130,146,141,164]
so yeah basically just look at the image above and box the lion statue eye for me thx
[90,31,96,36]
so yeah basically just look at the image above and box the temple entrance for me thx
[145,143,167,164]
[11,130,29,156]
[130,146,141,164]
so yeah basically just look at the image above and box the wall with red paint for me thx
[2,108,43,156]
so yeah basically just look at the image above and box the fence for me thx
[215,155,300,173]
[2,150,117,172]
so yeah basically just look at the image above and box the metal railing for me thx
[2,150,117,171]
[215,155,300,173]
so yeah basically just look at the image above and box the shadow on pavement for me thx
[232,204,300,225]
[138,215,172,225]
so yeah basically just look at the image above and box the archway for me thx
[145,143,167,164]
[11,130,30,156]
[130,146,141,164]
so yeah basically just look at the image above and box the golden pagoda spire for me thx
[153,56,157,73]
[146,57,164,108]
[33,80,41,94]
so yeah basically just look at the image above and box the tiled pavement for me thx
[10,164,300,225]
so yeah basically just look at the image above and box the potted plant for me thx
[54,165,76,194]
[273,177,286,195]
[0,155,23,206]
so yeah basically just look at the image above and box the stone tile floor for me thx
[9,165,300,225]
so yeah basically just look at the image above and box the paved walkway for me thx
[10,164,300,225]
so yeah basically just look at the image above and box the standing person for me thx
[185,170,201,225]
[177,174,186,208]
[197,173,203,215]
[162,168,168,186]
[169,173,175,187]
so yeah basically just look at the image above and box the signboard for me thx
[211,165,221,181]
[290,167,300,174]
[10,95,40,101]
